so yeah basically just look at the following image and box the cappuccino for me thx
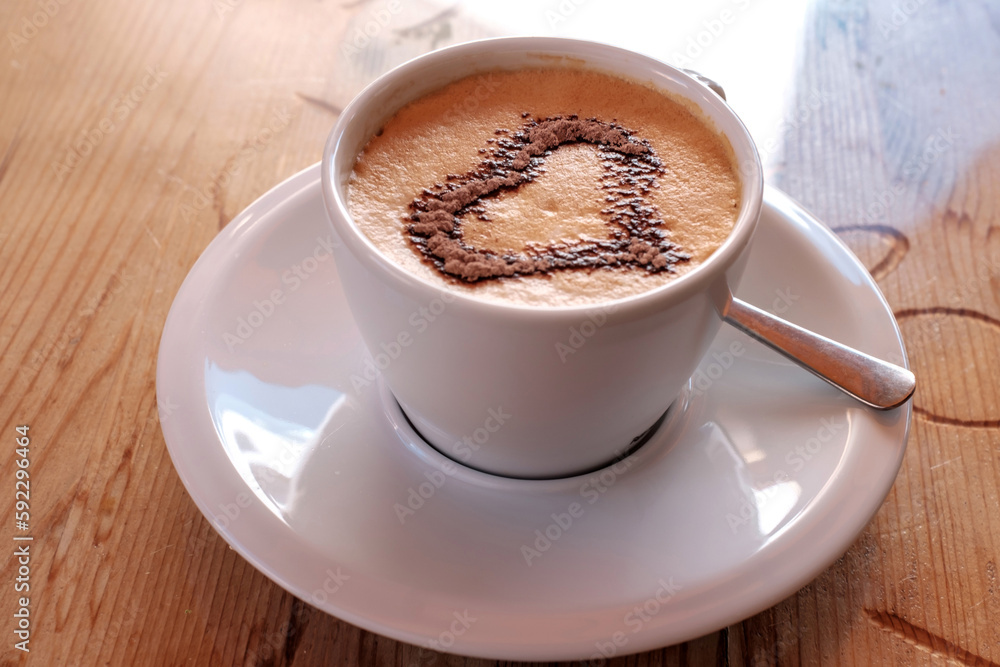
[348,67,740,307]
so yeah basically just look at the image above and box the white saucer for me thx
[157,164,910,662]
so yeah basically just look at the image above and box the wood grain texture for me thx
[1,0,998,665]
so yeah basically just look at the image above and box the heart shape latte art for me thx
[406,115,689,282]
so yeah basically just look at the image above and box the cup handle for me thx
[682,69,727,101]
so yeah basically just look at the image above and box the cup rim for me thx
[321,36,763,320]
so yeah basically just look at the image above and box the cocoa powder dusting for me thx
[407,115,689,282]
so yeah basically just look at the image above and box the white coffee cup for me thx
[321,37,763,478]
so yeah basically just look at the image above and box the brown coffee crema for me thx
[348,67,741,307]
[408,115,689,282]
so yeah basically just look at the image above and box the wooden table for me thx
[2,0,998,664]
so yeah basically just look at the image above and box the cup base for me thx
[388,391,676,481]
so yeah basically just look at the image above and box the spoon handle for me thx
[722,295,915,410]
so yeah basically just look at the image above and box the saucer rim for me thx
[156,162,910,661]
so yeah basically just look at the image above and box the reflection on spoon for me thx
[721,291,916,410]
